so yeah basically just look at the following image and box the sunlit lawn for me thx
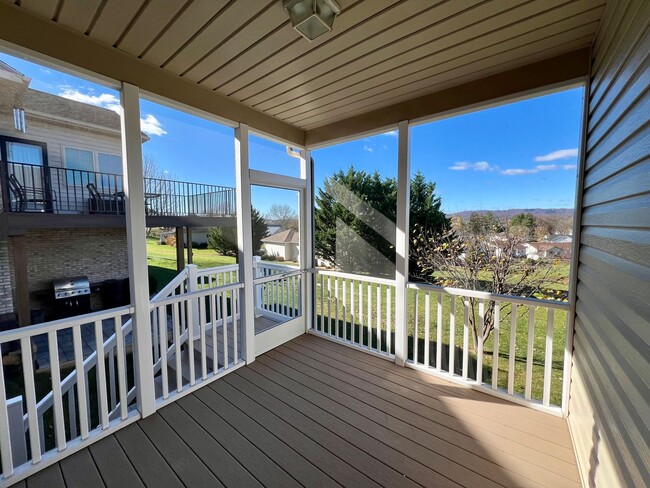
[148,234,570,406]
[315,266,570,407]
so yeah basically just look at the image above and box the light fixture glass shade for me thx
[284,0,340,41]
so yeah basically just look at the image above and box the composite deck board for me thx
[88,436,145,488]
[59,449,105,488]
[21,333,580,488]
[157,403,263,487]
[176,394,302,488]
[224,369,423,488]
[137,414,224,488]
[294,336,575,451]
[267,344,577,488]
[114,424,184,488]
[25,464,65,488]
[192,386,338,487]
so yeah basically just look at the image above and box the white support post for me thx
[394,120,410,366]
[235,123,256,363]
[187,264,199,339]
[300,149,313,332]
[252,256,262,316]
[121,82,156,416]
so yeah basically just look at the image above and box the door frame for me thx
[249,169,309,356]
[0,135,51,212]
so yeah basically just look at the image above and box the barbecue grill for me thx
[53,276,91,318]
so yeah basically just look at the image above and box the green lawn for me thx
[147,236,570,406]
[146,237,236,292]
[314,275,569,407]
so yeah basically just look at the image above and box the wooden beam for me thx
[175,227,185,273]
[11,235,30,326]
[305,49,590,147]
[0,3,304,146]
[186,228,193,265]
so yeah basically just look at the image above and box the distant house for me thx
[524,242,572,260]
[546,234,573,243]
[262,229,299,261]
[264,219,283,236]
[489,238,527,258]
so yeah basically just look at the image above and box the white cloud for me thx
[59,87,121,112]
[363,144,374,153]
[449,161,496,171]
[501,164,576,176]
[140,114,167,137]
[59,87,167,137]
[534,148,579,162]
[383,130,398,137]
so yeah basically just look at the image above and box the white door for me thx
[249,174,308,356]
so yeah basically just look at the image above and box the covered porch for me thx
[0,1,647,487]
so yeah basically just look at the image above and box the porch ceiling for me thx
[0,0,605,145]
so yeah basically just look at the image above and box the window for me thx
[64,148,122,189]
[7,141,44,165]
[64,147,94,186]
[97,153,122,174]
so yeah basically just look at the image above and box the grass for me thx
[147,234,570,405]
[146,237,236,292]
[314,273,570,407]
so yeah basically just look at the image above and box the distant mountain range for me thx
[449,208,574,219]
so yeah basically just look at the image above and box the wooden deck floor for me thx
[16,334,580,488]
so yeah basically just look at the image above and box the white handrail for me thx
[315,268,396,287]
[0,306,133,344]
[407,282,569,310]
[26,267,190,428]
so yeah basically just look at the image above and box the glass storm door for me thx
[249,175,307,356]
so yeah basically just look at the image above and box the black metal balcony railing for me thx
[0,161,236,217]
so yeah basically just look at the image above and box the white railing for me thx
[313,269,396,359]
[407,282,570,414]
[0,306,134,481]
[151,282,243,405]
[254,260,301,321]
[196,264,238,289]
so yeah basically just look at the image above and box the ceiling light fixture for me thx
[283,0,341,42]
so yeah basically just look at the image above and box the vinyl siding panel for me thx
[568,1,650,487]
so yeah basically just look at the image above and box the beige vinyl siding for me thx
[0,115,122,212]
[568,0,650,487]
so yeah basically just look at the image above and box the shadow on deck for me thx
[17,334,580,488]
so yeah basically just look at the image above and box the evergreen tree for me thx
[314,167,448,278]
[208,206,269,256]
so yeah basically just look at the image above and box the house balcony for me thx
[0,161,236,233]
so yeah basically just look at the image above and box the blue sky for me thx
[1,52,582,214]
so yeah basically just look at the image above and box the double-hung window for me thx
[64,147,122,191]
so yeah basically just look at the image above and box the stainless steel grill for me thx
[53,276,90,299]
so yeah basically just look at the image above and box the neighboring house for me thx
[264,219,283,236]
[0,60,235,324]
[0,60,135,319]
[489,238,528,258]
[262,229,299,261]
[546,234,573,243]
[524,242,572,260]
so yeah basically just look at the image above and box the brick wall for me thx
[7,227,129,301]
[0,240,13,314]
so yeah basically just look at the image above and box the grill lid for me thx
[53,276,90,299]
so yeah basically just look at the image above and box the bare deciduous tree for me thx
[266,203,299,231]
[412,217,566,351]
